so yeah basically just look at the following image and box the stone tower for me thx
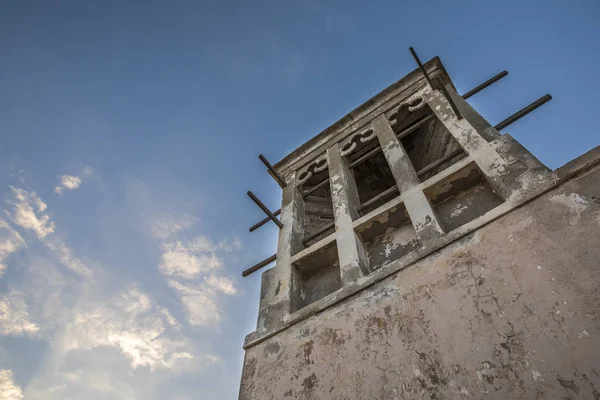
[239,55,600,399]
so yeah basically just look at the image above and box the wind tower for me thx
[239,48,600,399]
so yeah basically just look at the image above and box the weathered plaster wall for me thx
[239,164,600,400]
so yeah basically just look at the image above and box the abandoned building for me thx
[239,53,600,399]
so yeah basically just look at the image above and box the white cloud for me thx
[156,234,239,328]
[6,187,91,276]
[150,217,196,240]
[64,285,192,371]
[204,275,237,296]
[54,167,94,195]
[0,291,39,337]
[0,220,25,277]
[159,238,223,279]
[0,369,23,400]
[54,175,82,194]
[168,280,222,327]
[8,187,55,239]
[44,239,92,276]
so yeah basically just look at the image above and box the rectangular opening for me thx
[302,187,333,247]
[291,240,341,312]
[301,177,334,248]
[355,202,420,272]
[348,141,397,217]
[423,162,504,232]
[397,110,466,182]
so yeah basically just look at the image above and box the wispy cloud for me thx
[54,166,94,195]
[150,217,197,240]
[0,220,25,277]
[63,285,193,370]
[0,370,23,400]
[6,186,91,276]
[8,187,55,239]
[0,290,39,337]
[159,238,223,279]
[54,175,81,194]
[168,280,222,327]
[157,235,239,327]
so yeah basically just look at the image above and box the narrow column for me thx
[327,143,370,285]
[373,115,444,242]
[425,89,510,197]
[256,172,304,332]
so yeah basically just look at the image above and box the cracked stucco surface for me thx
[240,165,600,400]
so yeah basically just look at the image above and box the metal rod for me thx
[409,47,462,120]
[247,191,283,229]
[494,94,552,131]
[248,178,330,232]
[462,71,508,99]
[302,221,335,245]
[409,47,434,87]
[249,209,281,232]
[259,154,286,188]
[242,253,276,277]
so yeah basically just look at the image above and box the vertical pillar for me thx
[373,115,444,243]
[256,172,304,332]
[425,89,511,197]
[327,143,370,284]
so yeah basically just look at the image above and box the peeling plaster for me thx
[550,193,591,225]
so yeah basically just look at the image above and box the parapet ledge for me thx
[555,145,600,182]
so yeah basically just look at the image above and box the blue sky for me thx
[0,1,598,399]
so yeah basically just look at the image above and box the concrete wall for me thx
[239,161,600,400]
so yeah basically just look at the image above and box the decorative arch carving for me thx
[297,156,328,185]
[338,128,376,157]
[388,95,427,127]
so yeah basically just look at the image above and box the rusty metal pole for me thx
[409,47,463,120]
[259,154,286,188]
[462,71,508,99]
[247,191,283,229]
[494,94,552,131]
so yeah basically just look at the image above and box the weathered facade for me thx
[239,57,600,399]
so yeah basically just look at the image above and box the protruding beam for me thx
[462,71,508,100]
[259,154,286,188]
[247,191,283,229]
[494,94,552,131]
[462,71,508,99]
[249,210,281,232]
[409,47,434,87]
[409,47,462,120]
[242,254,276,277]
